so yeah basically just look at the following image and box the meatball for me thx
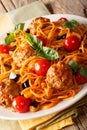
[0,78,20,107]
[28,17,50,35]
[12,43,33,68]
[46,61,74,90]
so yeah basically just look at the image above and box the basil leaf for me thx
[15,23,25,30]
[63,20,78,29]
[69,60,87,77]
[26,33,42,50]
[68,60,79,72]
[4,33,15,45]
[26,33,59,60]
[79,66,87,78]
[41,47,59,60]
[4,23,25,45]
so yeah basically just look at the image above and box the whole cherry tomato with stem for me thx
[12,96,31,113]
[35,58,51,76]
[64,35,81,51]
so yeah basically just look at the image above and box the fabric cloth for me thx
[19,96,87,130]
[0,0,50,34]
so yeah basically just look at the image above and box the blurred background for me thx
[0,0,87,17]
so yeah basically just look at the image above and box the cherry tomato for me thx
[35,59,51,76]
[37,36,47,46]
[12,96,31,113]
[0,44,10,54]
[64,35,81,51]
[58,17,68,22]
[75,71,87,84]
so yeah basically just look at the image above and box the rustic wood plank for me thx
[77,105,87,129]
[1,0,15,11]
[63,104,87,130]
[79,0,87,8]
[42,0,87,17]
[79,0,87,17]
[1,0,87,17]
[0,2,6,15]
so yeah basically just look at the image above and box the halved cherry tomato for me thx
[35,59,51,76]
[64,35,81,51]
[0,44,10,54]
[58,17,68,22]
[75,71,87,84]
[12,96,31,113]
[37,36,47,46]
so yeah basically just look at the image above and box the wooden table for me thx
[0,0,87,130]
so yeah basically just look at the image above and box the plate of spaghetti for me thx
[0,14,87,120]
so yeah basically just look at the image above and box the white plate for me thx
[0,14,87,120]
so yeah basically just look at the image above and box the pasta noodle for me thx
[0,16,87,112]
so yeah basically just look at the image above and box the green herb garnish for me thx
[26,33,59,61]
[4,23,25,45]
[15,23,25,30]
[79,66,87,78]
[62,20,78,29]
[4,33,15,45]
[69,60,87,78]
[68,60,79,72]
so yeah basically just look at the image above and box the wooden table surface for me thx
[0,0,87,130]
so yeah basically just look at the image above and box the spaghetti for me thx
[0,16,87,112]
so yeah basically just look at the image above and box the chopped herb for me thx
[79,66,87,78]
[69,60,87,78]
[68,60,79,72]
